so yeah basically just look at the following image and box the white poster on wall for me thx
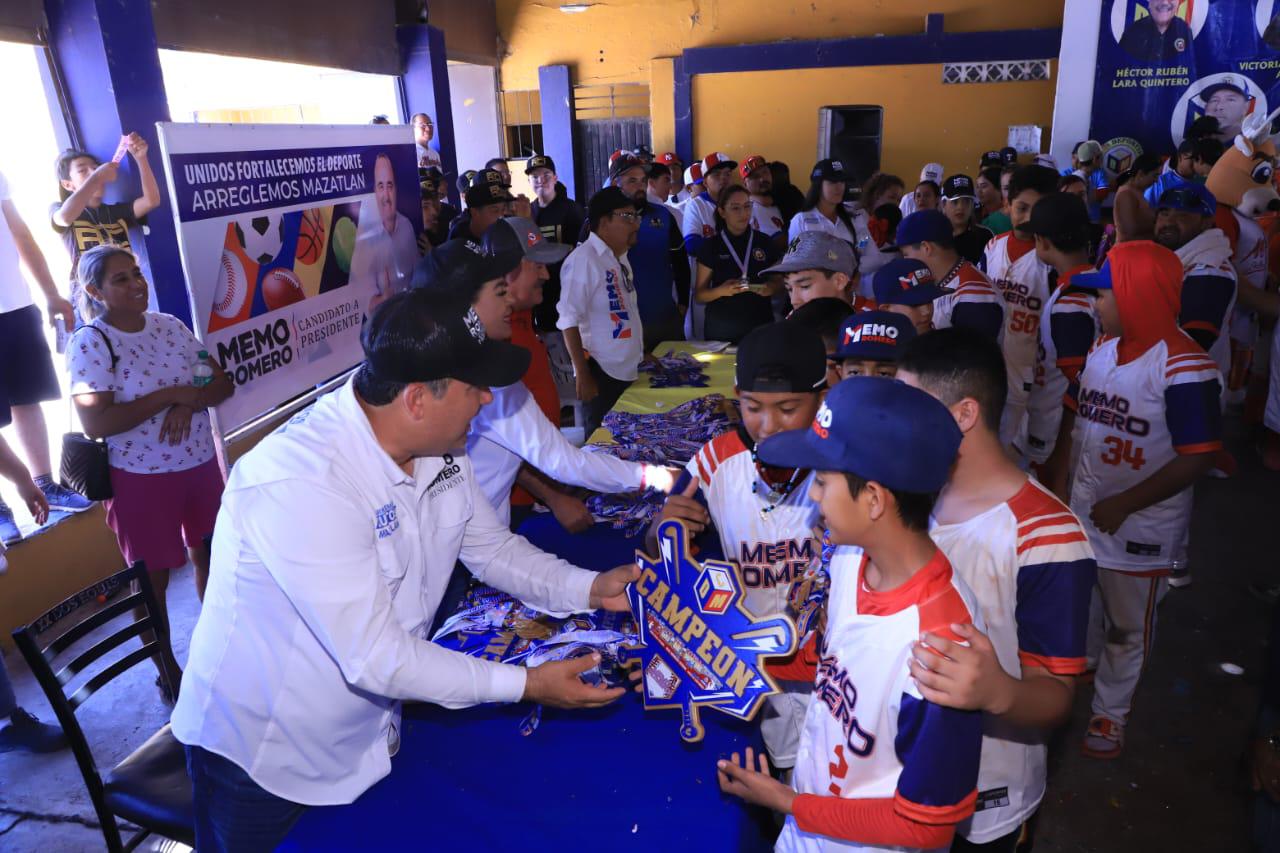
[155,122,422,435]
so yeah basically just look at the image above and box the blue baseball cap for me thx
[895,209,953,247]
[756,377,961,492]
[872,258,948,307]
[1155,183,1216,217]
[1071,257,1113,291]
[834,311,918,362]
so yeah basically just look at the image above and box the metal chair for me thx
[11,562,194,852]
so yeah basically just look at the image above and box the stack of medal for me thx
[589,394,738,465]
[787,528,833,643]
[639,350,711,389]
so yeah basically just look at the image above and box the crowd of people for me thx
[0,104,1276,853]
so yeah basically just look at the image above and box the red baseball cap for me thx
[656,151,681,166]
[702,152,738,174]
[739,155,768,180]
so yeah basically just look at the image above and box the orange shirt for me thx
[508,309,560,508]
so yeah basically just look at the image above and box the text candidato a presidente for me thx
[181,153,368,214]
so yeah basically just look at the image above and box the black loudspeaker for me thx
[818,106,884,194]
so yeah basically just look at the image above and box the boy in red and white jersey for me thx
[649,321,827,769]
[984,166,1059,454]
[1022,193,1101,467]
[717,378,984,853]
[897,209,1005,345]
[1055,242,1222,758]
[897,328,1096,851]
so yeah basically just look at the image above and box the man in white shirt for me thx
[172,289,637,852]
[412,113,441,168]
[557,187,643,436]
[351,153,421,314]
[740,154,786,245]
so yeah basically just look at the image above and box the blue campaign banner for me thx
[1091,1,1280,170]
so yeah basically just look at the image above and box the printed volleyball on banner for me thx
[156,123,422,434]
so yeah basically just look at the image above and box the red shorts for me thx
[104,458,224,571]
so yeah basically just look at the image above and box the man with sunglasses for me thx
[557,187,645,435]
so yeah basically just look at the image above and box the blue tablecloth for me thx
[281,513,772,851]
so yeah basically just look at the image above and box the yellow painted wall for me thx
[692,65,1056,186]
[496,0,1063,90]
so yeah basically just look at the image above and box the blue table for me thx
[281,514,772,851]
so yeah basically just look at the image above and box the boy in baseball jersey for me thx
[1022,193,1102,468]
[897,328,1096,851]
[649,321,827,768]
[897,210,1006,343]
[1055,242,1222,758]
[718,378,983,852]
[871,257,948,336]
[742,154,787,245]
[984,166,1059,454]
[682,153,738,255]
[832,311,917,381]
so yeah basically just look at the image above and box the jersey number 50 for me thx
[1009,310,1040,335]
[1100,436,1146,470]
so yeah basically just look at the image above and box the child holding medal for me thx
[693,185,784,343]
[647,321,827,772]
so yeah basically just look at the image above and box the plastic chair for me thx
[11,562,193,852]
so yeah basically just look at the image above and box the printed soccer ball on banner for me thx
[234,214,285,265]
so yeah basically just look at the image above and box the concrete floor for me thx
[0,419,1274,852]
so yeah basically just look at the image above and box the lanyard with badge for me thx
[721,230,755,287]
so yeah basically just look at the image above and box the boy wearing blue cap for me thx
[832,310,917,381]
[897,209,1006,344]
[872,257,948,336]
[716,378,984,852]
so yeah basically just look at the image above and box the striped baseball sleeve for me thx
[1163,353,1223,455]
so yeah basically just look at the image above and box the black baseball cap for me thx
[980,150,1003,169]
[362,288,529,389]
[942,174,977,201]
[525,154,557,175]
[456,170,477,195]
[810,158,849,183]
[1000,146,1019,165]
[1021,192,1091,238]
[465,181,516,208]
[412,237,522,297]
[735,321,828,393]
[588,186,640,221]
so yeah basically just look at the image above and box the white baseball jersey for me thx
[984,234,1053,449]
[778,546,983,852]
[750,198,786,237]
[931,480,1096,843]
[1227,209,1267,347]
[684,428,820,621]
[681,192,718,254]
[1069,335,1223,571]
[683,428,820,765]
[934,261,1007,345]
[1025,271,1099,463]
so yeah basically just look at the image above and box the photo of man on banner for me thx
[351,152,421,315]
[1118,0,1195,63]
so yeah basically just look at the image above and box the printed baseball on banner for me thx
[156,123,422,434]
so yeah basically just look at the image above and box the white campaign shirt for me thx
[750,198,786,237]
[556,231,643,381]
[66,313,216,473]
[170,379,598,805]
[0,171,34,313]
[467,381,644,524]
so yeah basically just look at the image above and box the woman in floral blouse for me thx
[67,245,232,701]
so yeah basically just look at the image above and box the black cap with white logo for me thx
[362,289,530,389]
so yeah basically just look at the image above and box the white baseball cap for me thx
[1033,153,1060,171]
[919,162,945,184]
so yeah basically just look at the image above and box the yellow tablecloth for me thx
[587,341,737,445]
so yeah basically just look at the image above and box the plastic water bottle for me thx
[193,350,214,387]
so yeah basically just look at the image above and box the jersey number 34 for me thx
[1100,436,1146,470]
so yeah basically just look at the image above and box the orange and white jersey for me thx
[1068,336,1223,571]
[778,547,984,852]
[984,233,1053,448]
[934,261,1007,345]
[682,428,820,620]
[931,480,1095,843]
[1025,275,1099,463]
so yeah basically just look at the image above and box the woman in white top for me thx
[67,245,233,699]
